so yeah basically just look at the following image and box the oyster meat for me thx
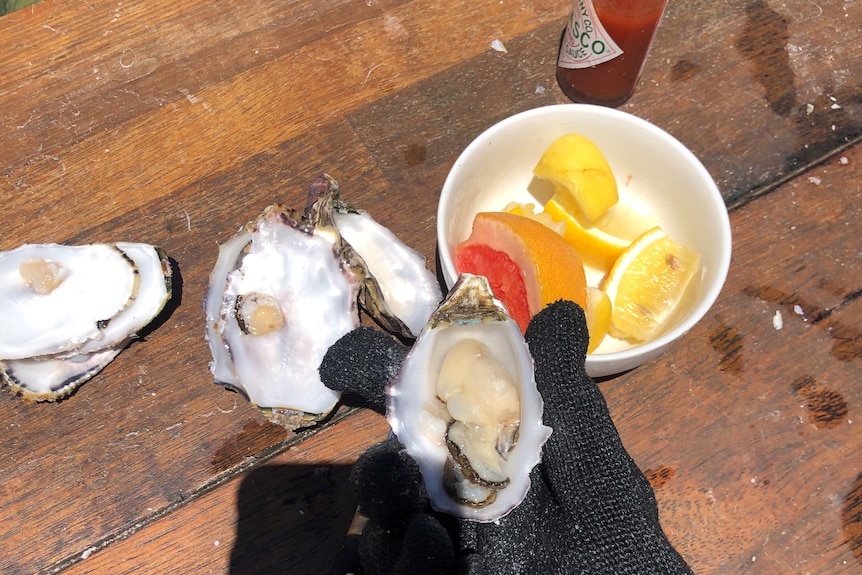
[0,242,173,401]
[204,174,440,415]
[387,273,551,522]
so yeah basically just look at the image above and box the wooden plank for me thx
[47,144,862,575]
[0,0,858,573]
[0,119,382,572]
[607,144,862,573]
[3,0,860,246]
[57,408,390,575]
[0,0,571,245]
[343,0,862,210]
[0,119,393,574]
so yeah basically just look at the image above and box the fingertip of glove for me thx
[524,300,590,388]
[319,327,408,414]
[351,437,427,527]
[397,514,456,574]
[358,513,455,575]
[357,521,400,575]
[525,300,589,357]
[523,300,611,451]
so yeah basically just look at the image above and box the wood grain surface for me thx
[0,0,860,573]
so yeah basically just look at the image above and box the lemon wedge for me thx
[545,198,658,271]
[533,133,618,223]
[584,286,612,354]
[602,226,700,342]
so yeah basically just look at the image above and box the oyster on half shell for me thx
[0,242,173,401]
[204,174,441,415]
[387,273,552,522]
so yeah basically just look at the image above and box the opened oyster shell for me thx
[332,202,440,339]
[0,242,173,401]
[387,273,551,522]
[204,174,440,415]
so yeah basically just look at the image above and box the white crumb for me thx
[772,310,783,330]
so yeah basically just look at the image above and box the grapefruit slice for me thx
[455,243,532,330]
[454,211,587,333]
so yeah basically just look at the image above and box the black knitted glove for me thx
[320,300,693,575]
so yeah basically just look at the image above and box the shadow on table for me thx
[229,463,358,575]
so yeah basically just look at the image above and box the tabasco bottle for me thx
[556,0,668,107]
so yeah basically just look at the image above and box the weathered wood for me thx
[58,408,390,575]
[614,146,862,573]
[0,0,860,573]
[49,142,862,575]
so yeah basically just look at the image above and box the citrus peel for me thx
[455,211,587,333]
[584,286,612,353]
[533,133,618,223]
[602,226,700,342]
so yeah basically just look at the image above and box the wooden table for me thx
[1,0,860,573]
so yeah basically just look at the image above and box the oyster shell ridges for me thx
[0,242,173,401]
[204,174,442,415]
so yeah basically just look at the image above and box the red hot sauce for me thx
[556,0,668,107]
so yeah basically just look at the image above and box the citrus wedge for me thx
[544,199,629,270]
[545,198,657,271]
[455,211,587,333]
[602,226,700,342]
[503,202,565,236]
[584,286,612,354]
[592,201,657,242]
[533,133,618,223]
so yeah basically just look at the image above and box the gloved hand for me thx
[320,300,693,575]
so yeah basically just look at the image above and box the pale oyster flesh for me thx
[204,174,441,415]
[387,273,551,522]
[0,242,173,401]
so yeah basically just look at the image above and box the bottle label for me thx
[557,0,623,69]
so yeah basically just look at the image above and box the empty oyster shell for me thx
[204,174,440,415]
[0,242,173,401]
[387,273,552,522]
[333,202,441,339]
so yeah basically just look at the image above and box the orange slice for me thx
[455,212,587,333]
[602,226,700,342]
